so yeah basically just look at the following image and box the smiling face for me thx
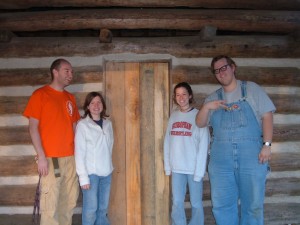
[52,61,73,89]
[88,96,103,120]
[213,58,237,92]
[175,86,192,111]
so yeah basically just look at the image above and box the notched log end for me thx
[199,25,217,42]
[99,29,113,43]
[289,30,300,42]
[0,30,15,43]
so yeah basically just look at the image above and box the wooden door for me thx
[105,62,170,225]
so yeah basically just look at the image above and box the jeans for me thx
[171,172,204,225]
[82,174,112,225]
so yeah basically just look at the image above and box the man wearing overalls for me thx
[196,55,276,225]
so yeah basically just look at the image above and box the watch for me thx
[263,141,272,147]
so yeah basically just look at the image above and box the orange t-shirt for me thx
[23,85,80,157]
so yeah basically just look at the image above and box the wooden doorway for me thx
[105,62,171,225]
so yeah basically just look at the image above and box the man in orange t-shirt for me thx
[23,58,80,225]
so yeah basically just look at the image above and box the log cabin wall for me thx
[0,1,300,225]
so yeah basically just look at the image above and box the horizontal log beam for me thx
[266,178,300,197]
[0,141,298,176]
[0,126,31,145]
[1,66,299,87]
[0,215,82,225]
[0,36,299,58]
[187,203,300,225]
[1,204,299,225]
[0,93,87,115]
[172,66,300,87]
[0,184,82,206]
[188,178,300,202]
[1,176,299,206]
[0,184,36,206]
[0,66,102,87]
[0,9,299,34]
[0,156,36,176]
[0,30,15,43]
[193,93,300,114]
[273,124,300,143]
[271,94,300,114]
[0,0,299,10]
[0,90,299,116]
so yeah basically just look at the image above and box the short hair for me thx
[49,58,71,80]
[173,82,194,105]
[82,92,109,119]
[210,55,237,74]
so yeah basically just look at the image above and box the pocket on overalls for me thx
[221,104,248,129]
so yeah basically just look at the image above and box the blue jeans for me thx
[82,174,112,225]
[171,173,204,225]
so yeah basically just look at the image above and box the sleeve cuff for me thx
[79,176,90,186]
[193,175,202,182]
[165,170,171,176]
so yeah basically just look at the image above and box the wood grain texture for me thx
[124,63,142,225]
[0,35,299,58]
[1,9,299,34]
[140,63,156,225]
[0,66,102,87]
[105,62,127,225]
[153,63,170,225]
[0,0,299,10]
[172,66,300,87]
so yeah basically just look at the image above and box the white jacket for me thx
[75,116,114,186]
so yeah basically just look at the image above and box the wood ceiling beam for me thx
[0,9,299,34]
[0,35,299,58]
[0,0,299,10]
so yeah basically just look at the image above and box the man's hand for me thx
[37,156,48,176]
[259,146,271,164]
[205,100,227,110]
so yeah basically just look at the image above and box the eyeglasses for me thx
[213,64,230,75]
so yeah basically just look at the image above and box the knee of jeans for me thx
[82,212,96,223]
[172,200,185,209]
[98,207,108,213]
[190,201,203,209]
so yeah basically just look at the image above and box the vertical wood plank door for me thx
[105,62,170,225]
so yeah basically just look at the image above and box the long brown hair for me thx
[172,82,194,105]
[82,92,109,119]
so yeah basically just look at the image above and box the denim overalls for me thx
[208,82,268,225]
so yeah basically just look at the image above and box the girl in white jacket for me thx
[164,82,209,225]
[75,92,114,225]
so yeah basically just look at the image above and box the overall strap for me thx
[241,81,247,99]
[216,88,223,100]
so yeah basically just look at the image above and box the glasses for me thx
[213,64,230,75]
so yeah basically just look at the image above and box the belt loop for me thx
[52,157,60,178]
